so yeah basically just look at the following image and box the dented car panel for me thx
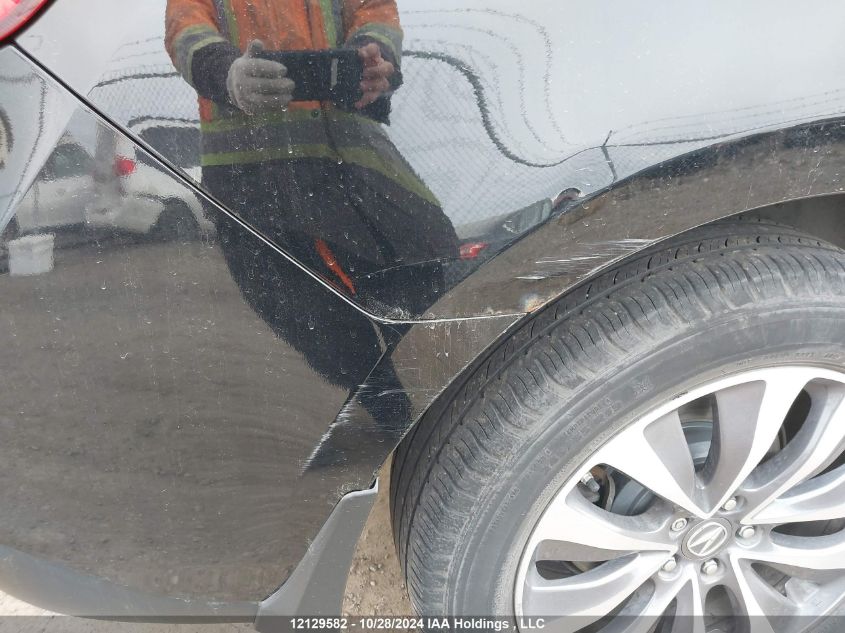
[1,0,844,616]
[0,44,518,607]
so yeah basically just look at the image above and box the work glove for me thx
[355,42,395,109]
[226,40,295,115]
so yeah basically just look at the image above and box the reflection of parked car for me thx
[132,117,201,176]
[453,189,582,275]
[14,141,95,233]
[85,135,212,239]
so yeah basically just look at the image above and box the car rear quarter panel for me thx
[1,0,843,612]
[0,44,517,608]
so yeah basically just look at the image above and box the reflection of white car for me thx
[14,142,95,232]
[84,136,212,239]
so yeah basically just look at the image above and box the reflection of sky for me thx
[395,0,845,229]
[19,0,156,95]
[16,0,845,232]
[401,0,845,151]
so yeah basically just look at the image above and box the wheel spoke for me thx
[600,568,705,633]
[532,488,676,556]
[702,371,811,513]
[726,557,794,633]
[753,464,845,525]
[668,577,707,633]
[747,532,845,571]
[595,409,702,516]
[743,383,845,523]
[522,552,666,631]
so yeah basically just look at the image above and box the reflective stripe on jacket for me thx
[164,0,410,179]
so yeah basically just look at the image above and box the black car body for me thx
[1,0,845,629]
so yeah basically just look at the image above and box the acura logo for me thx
[682,520,731,559]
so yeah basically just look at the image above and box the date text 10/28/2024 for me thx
[288,617,547,631]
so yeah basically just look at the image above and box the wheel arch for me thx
[390,191,845,487]
[388,214,845,617]
[752,193,845,251]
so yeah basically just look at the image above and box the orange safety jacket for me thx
[164,0,434,203]
[165,0,403,114]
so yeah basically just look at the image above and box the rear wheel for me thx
[390,220,845,631]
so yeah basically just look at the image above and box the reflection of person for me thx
[165,0,457,288]
[165,0,458,302]
[165,1,458,416]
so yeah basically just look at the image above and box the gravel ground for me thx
[342,464,413,617]
[0,462,411,629]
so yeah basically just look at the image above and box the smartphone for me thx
[257,49,364,109]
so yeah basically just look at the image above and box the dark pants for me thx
[203,158,457,393]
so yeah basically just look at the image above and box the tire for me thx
[154,201,200,242]
[1,216,19,241]
[390,219,845,628]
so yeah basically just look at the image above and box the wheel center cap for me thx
[682,519,732,559]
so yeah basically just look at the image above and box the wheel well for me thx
[390,195,845,473]
[736,193,845,250]
[157,197,200,227]
[161,197,193,215]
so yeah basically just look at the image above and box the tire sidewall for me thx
[447,305,845,617]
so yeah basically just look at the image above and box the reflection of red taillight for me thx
[113,156,136,177]
[459,241,489,260]
[0,0,50,42]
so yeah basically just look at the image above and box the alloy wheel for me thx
[515,366,845,632]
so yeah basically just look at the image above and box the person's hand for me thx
[226,40,295,115]
[355,43,394,110]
